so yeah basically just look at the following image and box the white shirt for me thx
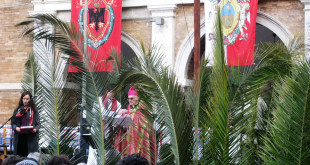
[98,96,121,119]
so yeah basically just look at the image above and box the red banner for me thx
[220,0,258,66]
[70,0,122,72]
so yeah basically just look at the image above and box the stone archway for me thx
[121,31,142,60]
[174,21,205,86]
[174,11,292,86]
[256,11,292,47]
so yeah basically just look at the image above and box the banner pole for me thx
[79,0,88,163]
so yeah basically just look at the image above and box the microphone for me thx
[30,95,38,101]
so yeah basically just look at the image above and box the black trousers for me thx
[17,134,28,157]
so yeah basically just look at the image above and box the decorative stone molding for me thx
[31,0,204,11]
[175,21,205,86]
[256,11,292,47]
[0,83,22,91]
[123,0,204,7]
[148,5,177,18]
[29,10,57,16]
[31,0,70,12]
[121,31,143,58]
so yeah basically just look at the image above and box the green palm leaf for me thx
[22,51,41,95]
[116,44,195,165]
[18,14,122,164]
[261,60,310,165]
[197,10,301,164]
[33,41,78,158]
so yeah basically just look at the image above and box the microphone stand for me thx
[0,102,24,130]
[0,116,14,130]
[0,109,19,153]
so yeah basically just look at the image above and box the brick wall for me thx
[0,0,33,123]
[0,0,33,83]
[0,91,20,124]
[258,0,304,35]
[122,20,152,50]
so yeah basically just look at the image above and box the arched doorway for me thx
[256,11,292,46]
[121,31,142,62]
[121,41,136,61]
[187,35,205,80]
[175,12,292,86]
[255,23,282,44]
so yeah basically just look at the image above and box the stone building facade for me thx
[0,0,309,124]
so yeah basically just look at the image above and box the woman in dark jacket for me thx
[11,91,40,157]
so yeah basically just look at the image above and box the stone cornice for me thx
[29,10,56,16]
[124,0,204,7]
[301,0,310,10]
[30,0,203,12]
[0,83,22,90]
[147,5,177,18]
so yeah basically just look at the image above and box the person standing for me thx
[117,86,155,164]
[11,91,40,157]
[100,84,121,118]
[87,84,121,165]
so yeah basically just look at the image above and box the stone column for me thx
[148,5,177,69]
[204,1,218,66]
[301,0,310,60]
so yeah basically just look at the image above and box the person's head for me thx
[76,163,87,165]
[107,84,116,100]
[128,86,139,106]
[47,155,73,165]
[2,155,24,165]
[117,153,149,165]
[18,91,34,107]
[27,152,41,164]
[15,158,39,165]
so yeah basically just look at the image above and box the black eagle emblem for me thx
[88,8,105,32]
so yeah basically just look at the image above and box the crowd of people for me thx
[1,152,149,165]
[2,153,74,165]
[0,85,153,165]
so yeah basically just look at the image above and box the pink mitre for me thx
[128,86,138,96]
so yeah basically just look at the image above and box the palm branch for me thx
[22,51,41,95]
[261,60,310,164]
[34,41,78,160]
[116,44,195,165]
[20,36,79,163]
[18,14,124,164]
[196,10,302,164]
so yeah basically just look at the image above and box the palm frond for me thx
[116,44,195,165]
[22,51,41,95]
[18,14,126,164]
[261,61,310,164]
[33,41,78,158]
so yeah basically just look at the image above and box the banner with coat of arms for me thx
[205,0,258,66]
[70,0,122,72]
